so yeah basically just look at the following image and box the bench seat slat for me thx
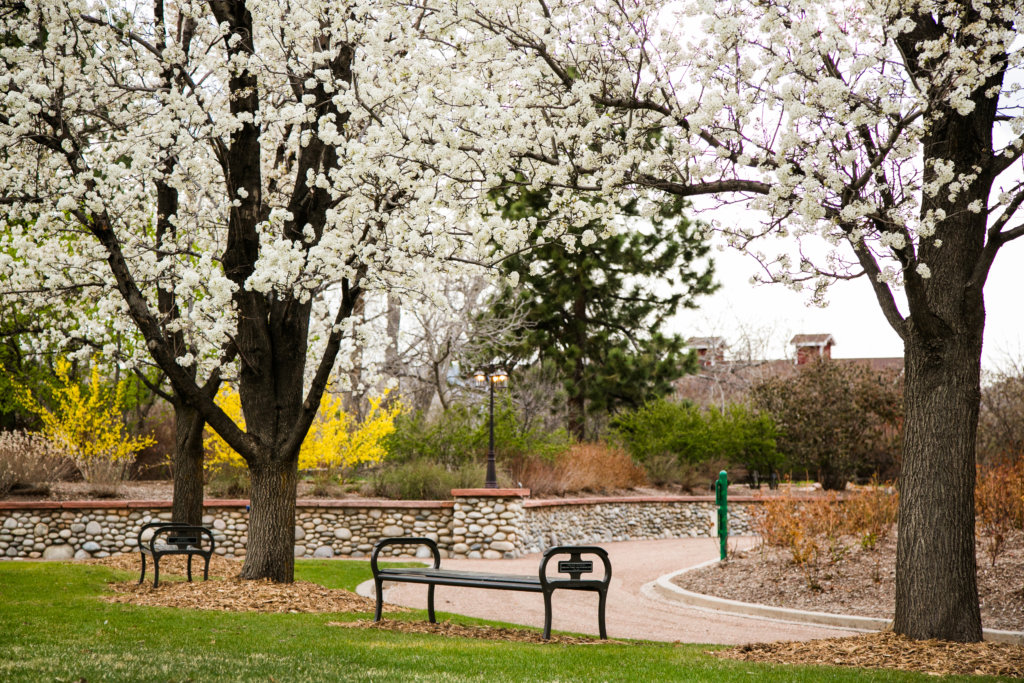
[378,568,541,584]
[141,544,204,554]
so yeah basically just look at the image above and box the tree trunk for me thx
[819,467,848,492]
[893,331,983,642]
[239,457,298,582]
[567,288,587,441]
[567,369,585,441]
[171,402,205,525]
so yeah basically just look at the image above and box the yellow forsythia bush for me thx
[204,385,401,481]
[12,358,154,483]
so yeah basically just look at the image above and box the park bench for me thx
[371,537,611,639]
[137,522,215,588]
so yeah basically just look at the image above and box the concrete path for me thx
[363,537,856,644]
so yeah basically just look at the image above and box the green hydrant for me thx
[714,470,728,560]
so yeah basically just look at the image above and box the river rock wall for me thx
[0,492,757,561]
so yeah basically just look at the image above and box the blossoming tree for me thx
[0,0,519,582]
[450,0,1023,641]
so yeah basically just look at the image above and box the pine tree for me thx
[486,191,717,440]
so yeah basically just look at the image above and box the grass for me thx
[0,561,1004,682]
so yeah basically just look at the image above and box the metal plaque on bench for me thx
[557,560,593,574]
[168,536,198,545]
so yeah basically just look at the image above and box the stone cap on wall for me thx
[0,493,769,512]
[450,488,531,497]
[524,495,764,507]
[0,498,454,511]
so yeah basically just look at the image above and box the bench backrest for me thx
[540,546,611,587]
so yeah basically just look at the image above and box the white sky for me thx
[668,207,1024,373]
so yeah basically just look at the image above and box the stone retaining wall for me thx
[0,491,758,561]
[520,498,755,553]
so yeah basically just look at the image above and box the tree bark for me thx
[567,287,587,441]
[171,403,205,525]
[894,330,983,641]
[239,456,297,582]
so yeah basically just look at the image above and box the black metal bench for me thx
[371,537,611,639]
[137,522,215,587]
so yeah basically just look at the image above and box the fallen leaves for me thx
[86,551,242,578]
[715,632,1024,678]
[103,577,402,615]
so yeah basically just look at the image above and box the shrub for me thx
[0,430,75,496]
[751,486,899,576]
[508,442,646,496]
[609,398,781,473]
[205,463,250,498]
[384,405,482,468]
[975,459,1024,566]
[385,399,571,470]
[977,371,1024,466]
[205,385,401,486]
[750,360,903,490]
[9,359,154,485]
[363,460,487,500]
[843,481,900,550]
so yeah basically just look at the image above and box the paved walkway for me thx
[364,537,855,644]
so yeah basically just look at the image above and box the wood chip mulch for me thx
[327,619,613,645]
[84,551,243,577]
[714,632,1024,678]
[103,576,400,614]
[91,554,404,615]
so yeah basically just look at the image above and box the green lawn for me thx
[0,561,1003,682]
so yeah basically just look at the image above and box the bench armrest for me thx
[146,524,215,554]
[538,545,611,588]
[372,537,441,575]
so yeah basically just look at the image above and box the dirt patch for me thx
[715,632,1024,678]
[328,619,610,645]
[675,529,1024,632]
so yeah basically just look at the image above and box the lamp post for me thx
[473,369,508,488]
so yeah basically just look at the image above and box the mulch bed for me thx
[104,577,398,615]
[715,632,1024,678]
[86,551,243,577]
[674,529,1024,632]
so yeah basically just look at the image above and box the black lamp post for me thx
[474,369,508,488]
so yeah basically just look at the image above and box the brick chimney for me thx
[791,333,835,365]
[687,336,726,367]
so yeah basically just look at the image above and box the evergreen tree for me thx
[486,191,717,440]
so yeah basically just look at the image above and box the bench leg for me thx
[153,557,161,588]
[373,578,384,622]
[427,584,436,623]
[202,554,211,581]
[597,588,608,640]
[542,589,554,640]
[138,552,146,585]
[186,554,194,582]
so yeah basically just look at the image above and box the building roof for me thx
[686,336,726,350]
[673,332,902,408]
[790,333,836,347]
